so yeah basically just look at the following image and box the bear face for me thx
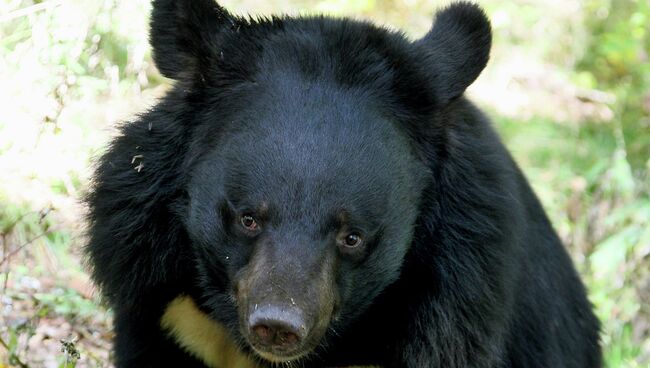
[184,75,428,361]
[146,1,491,361]
[158,2,480,361]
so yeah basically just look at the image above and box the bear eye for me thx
[342,233,363,248]
[240,215,259,231]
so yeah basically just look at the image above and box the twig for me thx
[0,335,30,368]
[0,229,57,266]
[2,233,8,292]
[0,0,64,23]
[0,206,52,238]
[1,207,53,290]
[1,211,37,236]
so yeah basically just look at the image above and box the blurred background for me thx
[0,0,648,367]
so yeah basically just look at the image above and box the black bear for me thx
[85,0,602,367]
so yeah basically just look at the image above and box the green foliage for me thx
[578,0,650,173]
[495,112,649,366]
[490,0,650,364]
[575,2,650,365]
[31,288,98,320]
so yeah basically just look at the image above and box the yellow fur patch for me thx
[161,296,257,368]
[161,296,379,368]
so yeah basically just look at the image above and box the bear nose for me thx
[248,306,307,350]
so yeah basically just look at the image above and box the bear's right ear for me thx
[415,2,492,106]
[150,0,234,80]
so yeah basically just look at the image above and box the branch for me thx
[0,229,57,267]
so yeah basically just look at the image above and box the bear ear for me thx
[150,0,234,80]
[415,2,492,105]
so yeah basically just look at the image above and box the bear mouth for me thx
[249,346,309,364]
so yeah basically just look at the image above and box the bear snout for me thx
[248,305,307,352]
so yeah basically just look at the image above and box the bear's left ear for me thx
[415,2,492,105]
[150,0,234,80]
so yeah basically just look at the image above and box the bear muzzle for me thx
[247,305,308,357]
[235,237,338,362]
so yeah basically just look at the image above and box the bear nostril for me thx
[248,306,306,350]
[252,324,273,344]
[277,330,299,346]
[250,320,302,348]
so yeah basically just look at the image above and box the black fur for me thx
[86,1,602,367]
